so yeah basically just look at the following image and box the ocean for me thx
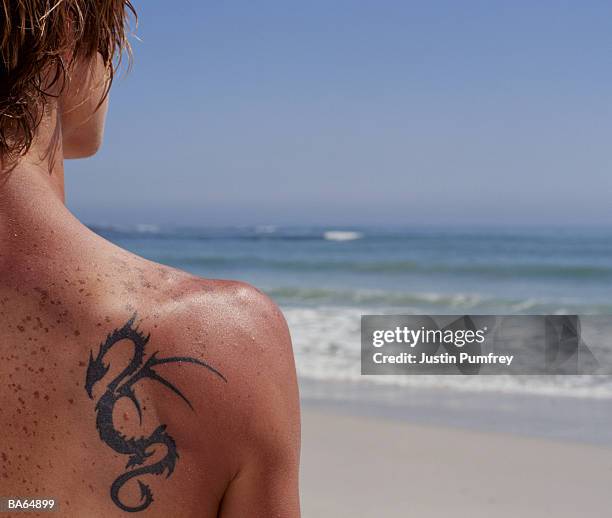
[91,224,612,401]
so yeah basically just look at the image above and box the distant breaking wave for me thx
[323,231,363,241]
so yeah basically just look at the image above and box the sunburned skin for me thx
[0,44,301,518]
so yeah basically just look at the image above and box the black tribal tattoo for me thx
[84,314,226,513]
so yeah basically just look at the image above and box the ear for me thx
[60,54,110,159]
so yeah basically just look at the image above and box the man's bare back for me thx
[0,3,300,517]
[0,193,300,517]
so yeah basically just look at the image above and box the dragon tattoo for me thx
[84,314,226,513]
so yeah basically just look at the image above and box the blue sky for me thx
[66,1,612,226]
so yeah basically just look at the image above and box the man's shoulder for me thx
[145,273,299,473]
[108,256,294,381]
[129,258,287,348]
[178,276,283,318]
[159,275,291,352]
[144,270,296,403]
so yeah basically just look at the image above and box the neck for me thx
[0,104,76,263]
[2,101,66,199]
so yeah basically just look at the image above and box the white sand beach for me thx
[300,407,612,518]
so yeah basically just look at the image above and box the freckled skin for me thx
[0,57,300,518]
[1,233,300,518]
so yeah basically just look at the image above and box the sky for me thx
[66,1,612,227]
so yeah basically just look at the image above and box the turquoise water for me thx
[93,224,612,399]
